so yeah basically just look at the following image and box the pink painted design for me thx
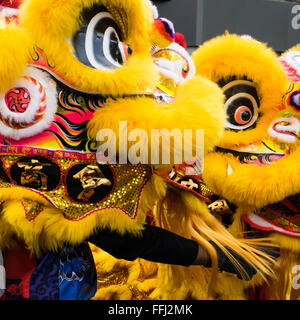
[0,108,95,150]
[1,77,47,131]
[5,87,31,113]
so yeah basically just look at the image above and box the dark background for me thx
[153,0,300,53]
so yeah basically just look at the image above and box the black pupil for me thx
[241,110,251,121]
[109,39,123,65]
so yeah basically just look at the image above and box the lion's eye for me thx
[72,5,132,70]
[220,79,260,131]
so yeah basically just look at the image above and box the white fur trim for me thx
[145,0,159,19]
[0,6,19,17]
[283,51,300,76]
[152,4,159,19]
[241,34,253,40]
[0,67,57,140]
[268,116,300,144]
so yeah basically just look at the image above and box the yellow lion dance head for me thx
[193,33,300,299]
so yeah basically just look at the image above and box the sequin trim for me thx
[0,147,152,221]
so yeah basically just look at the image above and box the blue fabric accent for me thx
[29,251,60,300]
[59,242,97,300]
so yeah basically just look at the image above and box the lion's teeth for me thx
[227,164,233,176]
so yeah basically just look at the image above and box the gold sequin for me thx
[264,210,300,232]
[199,182,215,199]
[171,167,214,199]
[0,154,152,221]
[22,199,44,221]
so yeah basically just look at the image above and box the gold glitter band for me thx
[260,209,300,232]
[154,164,214,203]
[22,199,44,221]
[0,153,152,221]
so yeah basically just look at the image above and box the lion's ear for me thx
[279,45,300,83]
[0,24,32,92]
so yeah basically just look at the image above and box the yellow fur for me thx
[19,0,159,94]
[0,198,147,254]
[0,175,171,253]
[0,177,169,254]
[88,76,226,160]
[203,150,300,209]
[0,175,168,253]
[90,243,159,300]
[0,24,32,92]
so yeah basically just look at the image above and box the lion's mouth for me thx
[215,144,300,236]
[215,146,285,168]
[244,194,300,237]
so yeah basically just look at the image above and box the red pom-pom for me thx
[175,32,187,49]
[0,0,22,8]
